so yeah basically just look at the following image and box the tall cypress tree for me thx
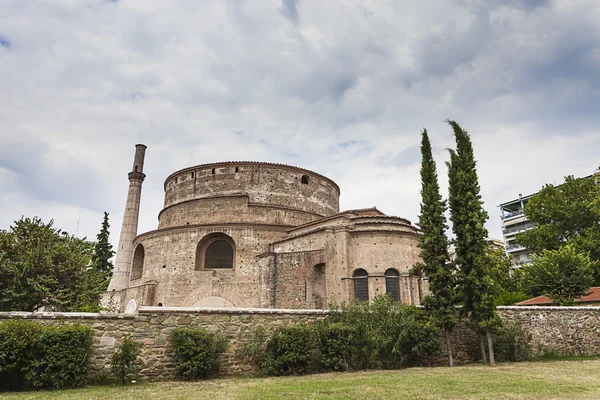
[93,211,115,289]
[416,129,456,366]
[446,120,498,366]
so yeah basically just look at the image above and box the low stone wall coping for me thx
[138,306,332,315]
[0,305,597,321]
[497,305,600,311]
[0,311,135,320]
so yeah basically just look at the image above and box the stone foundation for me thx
[1,306,599,380]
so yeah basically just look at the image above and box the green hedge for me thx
[262,324,317,376]
[329,296,442,370]
[0,320,92,391]
[252,297,442,376]
[170,327,228,380]
[314,322,359,372]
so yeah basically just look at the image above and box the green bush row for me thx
[0,320,92,391]
[241,297,444,376]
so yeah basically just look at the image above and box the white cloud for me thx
[1,0,599,246]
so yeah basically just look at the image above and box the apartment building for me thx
[500,169,599,268]
[499,194,535,267]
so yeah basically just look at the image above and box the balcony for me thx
[514,258,531,266]
[505,243,526,253]
[503,223,533,236]
[501,209,524,220]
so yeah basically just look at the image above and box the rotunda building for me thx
[105,146,426,311]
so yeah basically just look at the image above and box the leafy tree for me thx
[0,217,97,311]
[486,247,528,305]
[446,120,498,366]
[517,175,600,283]
[111,335,142,384]
[92,212,115,290]
[522,245,593,305]
[415,129,456,366]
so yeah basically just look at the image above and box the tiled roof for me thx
[517,287,600,305]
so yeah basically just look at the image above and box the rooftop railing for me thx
[501,209,524,219]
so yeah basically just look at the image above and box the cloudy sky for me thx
[1,0,599,247]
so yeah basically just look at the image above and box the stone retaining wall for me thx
[1,306,599,380]
[498,306,600,355]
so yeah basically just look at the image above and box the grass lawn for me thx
[2,359,600,400]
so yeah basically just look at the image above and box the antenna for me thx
[75,212,81,237]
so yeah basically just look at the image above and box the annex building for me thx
[104,145,425,311]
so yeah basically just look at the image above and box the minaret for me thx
[107,144,147,292]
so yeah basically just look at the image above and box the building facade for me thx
[104,145,425,311]
[499,194,535,267]
[499,169,600,268]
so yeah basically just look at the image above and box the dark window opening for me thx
[353,269,369,301]
[212,168,216,174]
[175,177,178,183]
[235,167,239,173]
[385,269,400,301]
[131,244,145,280]
[158,303,163,307]
[192,172,195,178]
[301,175,309,184]
[205,240,234,269]
[134,165,138,172]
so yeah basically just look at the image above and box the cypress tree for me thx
[446,120,498,366]
[93,211,115,289]
[416,129,457,366]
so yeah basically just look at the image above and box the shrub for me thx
[329,295,442,369]
[261,324,318,376]
[111,335,142,384]
[26,324,93,389]
[170,327,228,380]
[493,322,532,362]
[238,326,269,371]
[0,319,41,391]
[314,322,359,372]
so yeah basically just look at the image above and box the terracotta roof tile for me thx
[517,287,600,305]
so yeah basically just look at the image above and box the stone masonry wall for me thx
[1,306,600,381]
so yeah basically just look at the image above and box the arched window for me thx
[131,244,145,280]
[205,240,233,269]
[385,269,400,301]
[353,269,369,301]
[196,233,235,270]
[301,175,309,184]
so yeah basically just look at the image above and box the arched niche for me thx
[195,232,236,270]
[131,244,145,280]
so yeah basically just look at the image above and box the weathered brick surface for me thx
[2,306,600,380]
[113,162,426,311]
